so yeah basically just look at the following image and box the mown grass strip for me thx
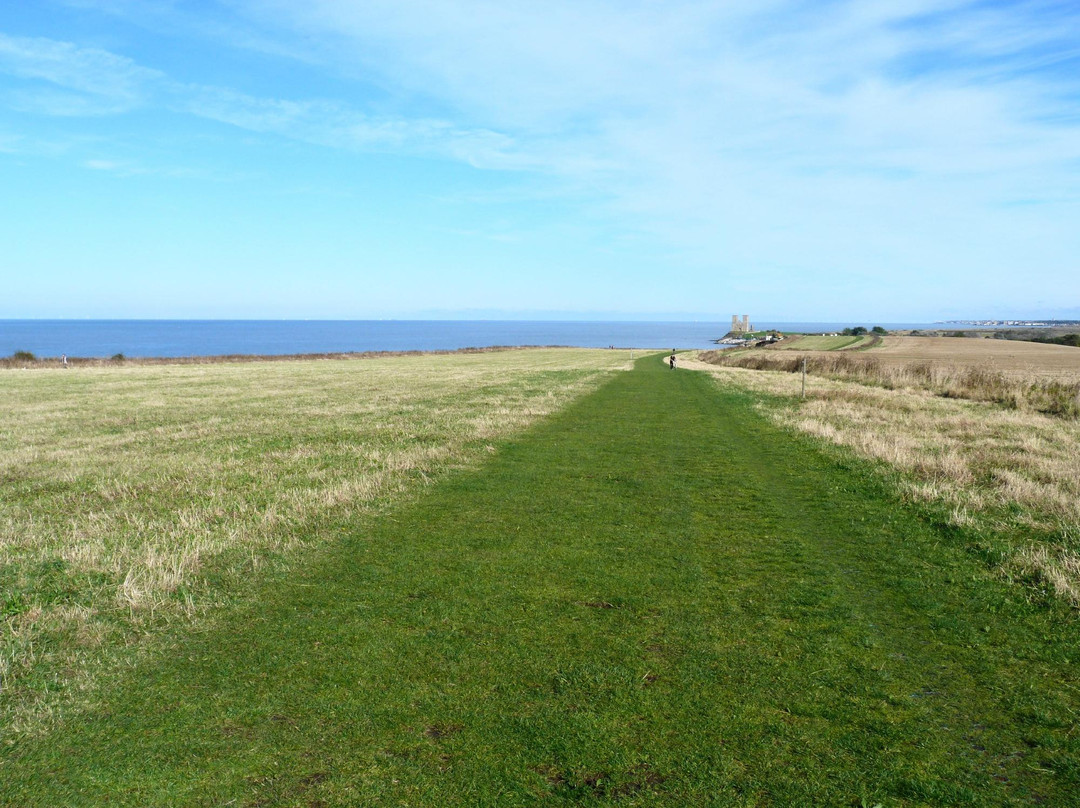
[2,356,1078,806]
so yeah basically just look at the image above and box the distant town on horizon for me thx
[945,320,1080,327]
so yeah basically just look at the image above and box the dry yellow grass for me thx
[704,338,1080,418]
[1,348,631,733]
[681,352,1080,607]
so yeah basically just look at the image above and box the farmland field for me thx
[873,336,1080,379]
[774,335,1080,380]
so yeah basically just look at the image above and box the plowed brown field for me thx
[783,335,1080,380]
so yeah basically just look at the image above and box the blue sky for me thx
[1,0,1078,321]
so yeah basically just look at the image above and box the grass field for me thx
[2,352,1078,805]
[1,349,630,737]
[765,335,873,351]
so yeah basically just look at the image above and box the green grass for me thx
[2,355,1078,806]
[773,335,871,351]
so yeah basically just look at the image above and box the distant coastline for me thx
[1,320,943,359]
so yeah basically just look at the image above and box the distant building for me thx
[730,314,753,334]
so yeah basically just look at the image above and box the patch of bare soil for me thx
[857,336,1078,380]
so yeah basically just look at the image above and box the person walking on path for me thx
[669,350,677,370]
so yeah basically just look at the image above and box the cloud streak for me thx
[0,30,526,171]
[10,4,1079,190]
[222,2,1080,206]
[0,32,160,114]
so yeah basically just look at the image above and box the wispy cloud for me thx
[0,32,160,114]
[223,1,1080,193]
[58,0,324,67]
[177,84,519,167]
[83,158,120,170]
[16,3,1079,191]
[87,160,236,181]
[0,30,520,169]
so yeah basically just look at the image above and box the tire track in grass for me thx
[2,356,1078,806]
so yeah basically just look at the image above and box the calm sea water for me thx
[0,320,941,359]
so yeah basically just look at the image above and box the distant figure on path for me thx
[669,350,677,370]
[61,354,68,368]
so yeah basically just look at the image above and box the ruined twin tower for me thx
[730,314,753,334]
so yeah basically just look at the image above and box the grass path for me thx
[3,357,1078,806]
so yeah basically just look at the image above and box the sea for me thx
[0,320,943,359]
